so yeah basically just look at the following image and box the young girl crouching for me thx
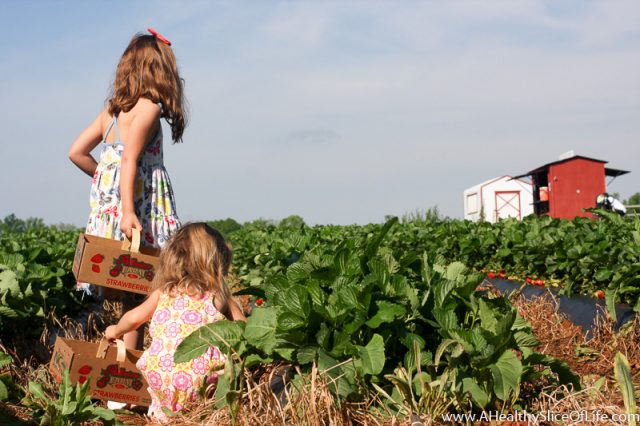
[105,223,246,421]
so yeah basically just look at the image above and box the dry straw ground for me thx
[0,294,638,425]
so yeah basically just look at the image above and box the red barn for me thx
[513,155,629,219]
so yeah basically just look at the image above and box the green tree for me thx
[207,218,243,237]
[624,192,640,205]
[279,214,306,229]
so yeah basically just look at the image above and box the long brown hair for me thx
[155,223,233,303]
[108,33,187,143]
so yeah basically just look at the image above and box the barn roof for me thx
[512,155,630,180]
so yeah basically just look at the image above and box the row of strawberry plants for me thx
[0,215,83,342]
[178,218,578,417]
[387,211,640,319]
[230,212,640,318]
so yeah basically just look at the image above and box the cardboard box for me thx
[49,337,151,406]
[73,229,160,295]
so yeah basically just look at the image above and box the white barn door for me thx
[494,191,521,221]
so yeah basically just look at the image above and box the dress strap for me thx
[113,116,121,142]
[104,116,123,146]
[103,118,115,141]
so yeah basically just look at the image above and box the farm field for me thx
[0,213,638,425]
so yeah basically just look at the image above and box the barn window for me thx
[466,193,479,214]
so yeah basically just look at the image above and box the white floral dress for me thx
[77,115,181,294]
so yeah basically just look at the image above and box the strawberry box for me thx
[72,229,159,295]
[49,337,151,406]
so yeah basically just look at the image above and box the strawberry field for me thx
[0,213,638,424]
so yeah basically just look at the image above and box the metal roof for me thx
[512,155,630,180]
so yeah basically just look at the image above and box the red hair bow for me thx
[147,27,171,46]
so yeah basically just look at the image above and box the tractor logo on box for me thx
[97,364,144,390]
[109,254,155,281]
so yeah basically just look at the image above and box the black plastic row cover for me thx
[486,278,636,336]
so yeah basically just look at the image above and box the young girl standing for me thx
[69,29,185,349]
[105,223,246,422]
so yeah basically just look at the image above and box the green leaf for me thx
[0,352,12,369]
[433,308,458,331]
[243,307,278,353]
[445,262,468,281]
[497,248,511,258]
[490,350,522,402]
[91,407,117,420]
[462,377,490,408]
[0,380,8,401]
[0,306,18,318]
[283,285,310,319]
[523,351,580,391]
[605,288,618,323]
[175,321,246,363]
[434,339,458,366]
[61,401,78,416]
[478,299,498,333]
[356,334,385,376]
[365,301,406,328]
[360,217,398,272]
[277,312,305,331]
[296,347,318,365]
[614,352,637,425]
[514,331,539,349]
[317,350,358,398]
[28,381,48,402]
[0,270,19,297]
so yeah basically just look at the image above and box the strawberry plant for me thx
[177,218,579,413]
[22,370,121,426]
[0,215,83,341]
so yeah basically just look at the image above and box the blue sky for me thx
[1,1,638,225]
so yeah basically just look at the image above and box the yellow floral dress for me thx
[136,291,227,421]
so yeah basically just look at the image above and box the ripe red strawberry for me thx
[498,271,506,279]
[595,290,605,300]
[487,271,495,279]
[255,298,264,307]
[533,279,544,286]
[526,277,533,284]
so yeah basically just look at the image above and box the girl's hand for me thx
[120,212,142,240]
[105,325,120,341]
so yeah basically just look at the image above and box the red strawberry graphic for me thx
[78,376,88,384]
[78,365,92,375]
[91,254,105,264]
[92,265,100,273]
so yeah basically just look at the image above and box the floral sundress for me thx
[77,115,181,295]
[137,292,227,421]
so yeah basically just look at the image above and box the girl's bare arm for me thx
[227,297,247,322]
[105,289,162,340]
[119,99,161,238]
[68,110,106,176]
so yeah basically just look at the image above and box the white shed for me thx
[463,176,533,223]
